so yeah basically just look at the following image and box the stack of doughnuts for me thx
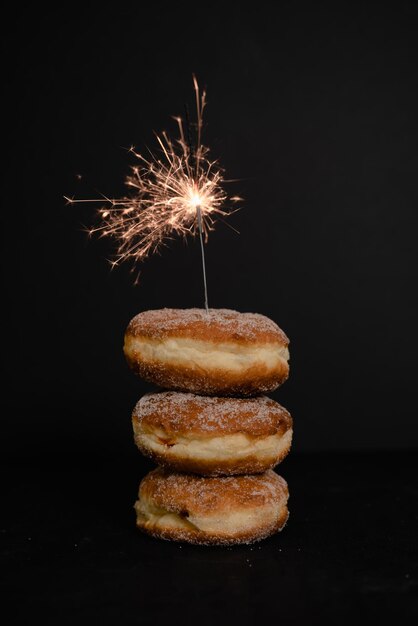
[124,308,292,545]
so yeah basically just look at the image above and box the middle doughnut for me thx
[132,391,292,476]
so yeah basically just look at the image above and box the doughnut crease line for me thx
[136,429,293,462]
[128,337,289,372]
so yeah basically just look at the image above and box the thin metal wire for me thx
[196,205,209,312]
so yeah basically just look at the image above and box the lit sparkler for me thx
[65,77,241,309]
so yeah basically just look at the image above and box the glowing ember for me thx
[65,77,241,283]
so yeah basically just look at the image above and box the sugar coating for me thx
[128,308,292,545]
[134,391,292,436]
[126,308,289,343]
[139,468,288,515]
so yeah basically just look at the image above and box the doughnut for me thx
[134,468,289,545]
[124,308,289,395]
[132,391,293,476]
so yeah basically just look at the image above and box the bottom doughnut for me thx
[134,468,289,545]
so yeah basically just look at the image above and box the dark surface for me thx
[2,451,417,625]
[3,3,418,456]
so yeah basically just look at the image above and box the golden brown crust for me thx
[124,309,290,395]
[135,469,289,546]
[132,392,292,475]
[134,392,292,437]
[138,468,288,516]
[126,308,289,346]
[136,506,289,546]
[125,348,289,396]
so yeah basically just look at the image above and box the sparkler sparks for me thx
[65,77,241,305]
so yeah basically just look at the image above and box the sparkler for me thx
[65,76,241,310]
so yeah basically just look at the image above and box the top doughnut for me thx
[124,308,290,395]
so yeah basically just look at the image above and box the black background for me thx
[2,4,418,623]
[3,3,418,459]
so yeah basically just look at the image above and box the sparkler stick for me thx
[196,204,209,311]
[65,77,241,306]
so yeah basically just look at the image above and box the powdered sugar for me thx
[133,391,292,436]
[126,308,288,343]
[140,467,289,514]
